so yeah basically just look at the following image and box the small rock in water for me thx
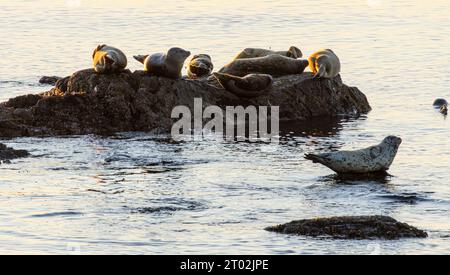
[39,76,62,86]
[265,215,428,240]
[0,143,30,162]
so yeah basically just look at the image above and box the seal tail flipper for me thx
[133,55,148,64]
[92,44,106,58]
[288,46,302,59]
[304,154,327,165]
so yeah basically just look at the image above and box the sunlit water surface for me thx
[0,0,449,254]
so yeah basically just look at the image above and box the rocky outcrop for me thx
[265,216,428,240]
[39,76,63,86]
[0,69,371,138]
[0,143,29,162]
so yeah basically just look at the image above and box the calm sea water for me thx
[0,0,449,254]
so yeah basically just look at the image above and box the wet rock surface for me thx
[265,215,428,240]
[39,76,63,86]
[0,69,371,138]
[0,143,30,162]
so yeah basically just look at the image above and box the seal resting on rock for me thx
[308,49,341,79]
[92,44,128,74]
[213,72,273,98]
[433,98,448,115]
[134,47,191,79]
[219,54,309,77]
[305,136,402,174]
[234,46,302,60]
[187,54,214,79]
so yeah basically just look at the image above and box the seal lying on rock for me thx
[305,136,402,174]
[308,49,341,79]
[187,54,214,79]
[134,47,191,79]
[92,44,128,74]
[213,72,273,98]
[219,54,309,77]
[265,215,428,240]
[433,98,448,115]
[234,46,302,60]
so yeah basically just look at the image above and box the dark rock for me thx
[0,69,371,138]
[39,76,63,86]
[265,215,428,240]
[0,143,30,162]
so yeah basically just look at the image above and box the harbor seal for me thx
[219,54,309,77]
[187,54,214,79]
[433,98,448,115]
[133,47,191,79]
[92,44,127,74]
[234,46,302,60]
[213,72,273,98]
[305,136,402,174]
[308,49,341,79]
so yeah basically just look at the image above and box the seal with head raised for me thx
[219,54,309,77]
[213,72,273,98]
[305,136,402,174]
[308,49,341,79]
[134,47,191,79]
[187,54,214,79]
[234,46,302,60]
[92,44,128,74]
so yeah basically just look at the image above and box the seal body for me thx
[234,46,302,60]
[308,49,341,79]
[92,45,127,74]
[213,72,273,98]
[219,54,309,77]
[134,47,191,79]
[187,54,214,79]
[305,136,402,174]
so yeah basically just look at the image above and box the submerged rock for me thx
[0,69,371,137]
[265,215,427,240]
[0,143,30,162]
[39,76,63,86]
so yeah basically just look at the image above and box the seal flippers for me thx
[440,105,448,115]
[93,44,106,58]
[288,46,302,59]
[133,55,149,64]
[313,64,326,79]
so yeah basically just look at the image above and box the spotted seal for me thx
[234,46,302,60]
[308,49,341,79]
[134,47,191,79]
[213,72,273,98]
[187,54,214,79]
[219,54,309,77]
[305,136,402,174]
[92,44,127,74]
